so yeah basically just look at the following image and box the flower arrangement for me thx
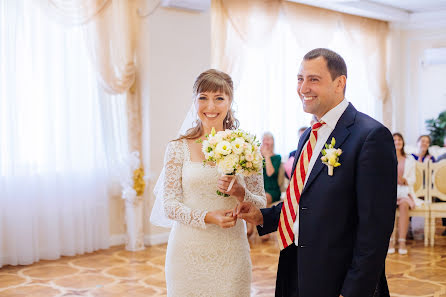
[320,137,342,176]
[133,167,146,196]
[200,127,263,196]
[121,151,148,204]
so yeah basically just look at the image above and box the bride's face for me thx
[195,91,230,131]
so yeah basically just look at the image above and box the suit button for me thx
[301,207,308,210]
[299,245,306,248]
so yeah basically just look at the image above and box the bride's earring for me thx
[194,112,199,124]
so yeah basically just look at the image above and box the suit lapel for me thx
[301,103,357,195]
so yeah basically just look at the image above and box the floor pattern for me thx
[1,224,445,297]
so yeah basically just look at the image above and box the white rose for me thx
[245,134,254,143]
[244,143,253,153]
[253,154,263,169]
[255,158,263,167]
[245,161,253,168]
[202,140,210,154]
[214,133,223,143]
[254,151,263,161]
[245,153,254,162]
[215,141,232,155]
[209,137,218,145]
[217,154,239,174]
[232,138,245,155]
[220,130,230,139]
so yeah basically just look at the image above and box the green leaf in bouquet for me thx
[216,190,230,197]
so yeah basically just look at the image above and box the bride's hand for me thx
[217,175,245,202]
[205,209,237,228]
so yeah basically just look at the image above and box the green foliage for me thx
[426,111,446,146]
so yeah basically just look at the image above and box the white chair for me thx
[393,161,431,246]
[428,159,446,246]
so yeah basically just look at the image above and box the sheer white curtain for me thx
[213,1,388,158]
[0,0,127,267]
[231,20,313,158]
[228,17,381,158]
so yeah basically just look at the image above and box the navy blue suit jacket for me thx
[258,103,397,297]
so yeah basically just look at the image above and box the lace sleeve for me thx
[162,141,207,229]
[242,171,267,208]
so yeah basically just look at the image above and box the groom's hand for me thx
[234,202,263,225]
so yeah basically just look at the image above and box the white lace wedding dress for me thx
[162,139,266,297]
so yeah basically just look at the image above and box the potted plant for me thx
[426,110,446,146]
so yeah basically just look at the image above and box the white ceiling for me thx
[289,0,446,28]
[370,0,446,13]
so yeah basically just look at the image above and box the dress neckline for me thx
[183,139,216,168]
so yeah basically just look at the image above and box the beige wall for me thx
[138,7,211,239]
[109,6,211,243]
[389,25,446,145]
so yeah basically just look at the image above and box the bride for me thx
[150,69,266,297]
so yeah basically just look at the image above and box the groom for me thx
[237,48,397,297]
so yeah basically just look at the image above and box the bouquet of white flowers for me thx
[200,127,263,196]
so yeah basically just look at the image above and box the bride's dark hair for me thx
[176,69,239,141]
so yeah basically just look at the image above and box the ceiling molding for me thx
[287,0,446,29]
[287,0,410,22]
[390,10,446,29]
[408,10,446,28]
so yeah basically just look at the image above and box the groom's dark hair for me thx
[303,48,347,94]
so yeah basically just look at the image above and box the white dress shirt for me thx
[293,99,349,244]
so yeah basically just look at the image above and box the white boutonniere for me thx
[320,137,342,176]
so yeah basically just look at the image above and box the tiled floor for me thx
[1,224,445,297]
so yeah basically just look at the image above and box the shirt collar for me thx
[320,99,349,130]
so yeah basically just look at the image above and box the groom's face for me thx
[297,57,342,120]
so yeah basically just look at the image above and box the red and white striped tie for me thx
[277,121,325,250]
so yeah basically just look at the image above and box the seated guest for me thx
[284,126,308,179]
[412,135,436,163]
[389,133,417,255]
[434,135,446,236]
[261,132,282,205]
[247,132,281,238]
